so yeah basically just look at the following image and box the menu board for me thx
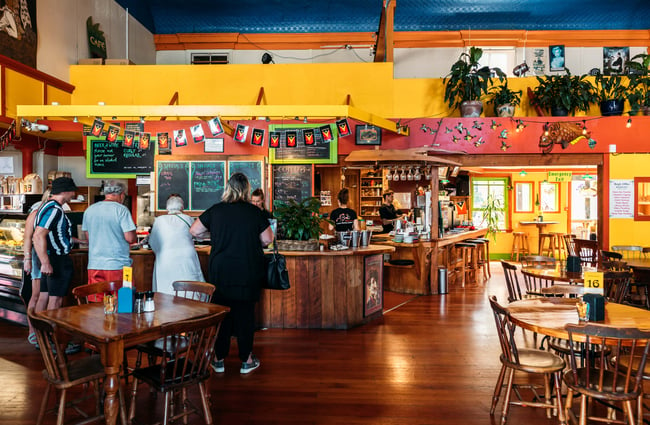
[272,164,312,204]
[269,124,337,164]
[157,161,189,210]
[191,161,226,211]
[228,160,263,192]
[87,138,155,178]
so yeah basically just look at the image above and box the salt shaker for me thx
[144,291,155,312]
[134,292,145,314]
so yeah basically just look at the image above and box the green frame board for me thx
[86,136,155,178]
[268,123,337,165]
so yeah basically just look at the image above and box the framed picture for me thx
[603,46,629,76]
[514,182,533,213]
[364,254,383,316]
[204,138,224,153]
[549,45,565,72]
[355,125,382,145]
[539,181,560,213]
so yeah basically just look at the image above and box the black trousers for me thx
[213,298,256,362]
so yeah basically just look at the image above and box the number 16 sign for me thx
[584,271,604,295]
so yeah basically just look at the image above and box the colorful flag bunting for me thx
[91,119,105,136]
[123,130,135,148]
[269,131,280,148]
[304,128,315,145]
[190,123,205,143]
[174,129,188,147]
[320,124,333,142]
[336,119,351,137]
[157,132,171,154]
[233,124,249,143]
[139,132,151,150]
[106,124,120,143]
[251,128,265,146]
[208,116,224,136]
[285,130,297,147]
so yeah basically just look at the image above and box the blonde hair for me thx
[222,173,251,203]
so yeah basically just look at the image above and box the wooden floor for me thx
[1,264,565,425]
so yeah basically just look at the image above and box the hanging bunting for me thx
[157,132,171,154]
[106,124,120,143]
[91,118,105,136]
[319,124,333,142]
[139,132,151,150]
[190,123,205,143]
[233,124,249,143]
[174,129,188,147]
[123,130,135,148]
[208,116,224,136]
[269,131,280,148]
[285,130,297,147]
[303,128,315,145]
[251,128,265,146]
[336,119,351,137]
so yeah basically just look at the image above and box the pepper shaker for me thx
[134,292,145,314]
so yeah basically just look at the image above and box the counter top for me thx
[371,228,488,248]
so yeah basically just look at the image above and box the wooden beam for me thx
[444,153,604,167]
[345,147,461,166]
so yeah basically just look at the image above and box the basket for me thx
[276,239,319,251]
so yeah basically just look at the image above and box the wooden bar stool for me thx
[539,233,554,257]
[456,242,479,287]
[549,232,565,259]
[511,232,530,262]
[467,238,489,281]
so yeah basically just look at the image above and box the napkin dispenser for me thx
[583,293,605,321]
[566,255,582,273]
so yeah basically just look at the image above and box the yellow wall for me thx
[4,68,43,117]
[608,154,650,249]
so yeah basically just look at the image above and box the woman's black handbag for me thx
[264,243,290,290]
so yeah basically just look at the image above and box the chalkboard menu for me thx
[191,161,225,210]
[87,138,155,178]
[272,164,312,204]
[269,124,337,165]
[228,160,262,192]
[157,161,189,210]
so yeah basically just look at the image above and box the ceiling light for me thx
[72,116,78,123]
[519,170,527,176]
[626,118,632,128]
[583,173,593,180]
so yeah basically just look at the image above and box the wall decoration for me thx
[208,116,224,136]
[174,128,187,147]
[251,128,265,146]
[364,254,383,316]
[603,46,629,76]
[123,130,135,148]
[233,124,249,143]
[336,118,351,137]
[204,138,224,153]
[0,0,36,68]
[139,132,151,150]
[91,119,104,136]
[190,123,205,143]
[355,125,381,145]
[549,45,565,71]
[540,181,559,213]
[157,132,171,154]
[106,124,120,143]
[533,48,545,75]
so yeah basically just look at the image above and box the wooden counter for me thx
[373,228,488,295]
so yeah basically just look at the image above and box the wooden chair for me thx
[563,234,576,257]
[612,245,644,260]
[500,261,525,303]
[521,269,554,297]
[488,296,566,425]
[172,280,215,303]
[128,313,223,425]
[28,310,127,425]
[71,280,122,304]
[563,323,650,425]
[603,270,634,304]
[519,255,556,268]
[573,238,599,268]
[601,250,623,262]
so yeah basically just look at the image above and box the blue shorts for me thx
[39,254,73,297]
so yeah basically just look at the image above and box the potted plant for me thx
[272,197,329,251]
[481,193,503,241]
[594,73,628,116]
[486,81,522,117]
[627,53,650,115]
[531,69,596,116]
[443,46,506,117]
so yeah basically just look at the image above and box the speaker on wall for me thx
[456,175,469,196]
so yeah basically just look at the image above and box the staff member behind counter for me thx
[379,190,407,233]
[328,188,360,232]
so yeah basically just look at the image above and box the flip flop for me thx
[27,333,37,345]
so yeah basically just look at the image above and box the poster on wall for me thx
[609,179,634,218]
[0,0,36,68]
[603,47,629,76]
[364,254,383,317]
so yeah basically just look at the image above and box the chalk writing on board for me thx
[90,140,154,174]
[157,162,189,210]
[272,164,312,204]
[229,161,262,193]
[191,161,225,210]
[273,127,332,161]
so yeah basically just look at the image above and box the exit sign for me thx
[548,171,572,182]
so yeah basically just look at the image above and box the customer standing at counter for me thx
[190,173,274,374]
[379,190,405,233]
[251,188,273,220]
[33,177,77,312]
[82,181,137,301]
[148,194,204,295]
[329,188,360,232]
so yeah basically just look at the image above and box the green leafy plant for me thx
[593,73,628,102]
[443,46,506,112]
[481,193,503,241]
[531,69,596,116]
[626,53,650,114]
[272,197,329,241]
[486,81,522,115]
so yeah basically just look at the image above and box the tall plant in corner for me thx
[481,193,502,241]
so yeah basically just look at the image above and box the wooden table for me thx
[508,297,650,341]
[521,263,586,284]
[519,221,560,253]
[39,293,229,425]
[540,283,586,297]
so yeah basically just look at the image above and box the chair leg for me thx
[198,382,213,425]
[624,399,635,425]
[553,371,566,425]
[128,377,139,423]
[501,368,515,425]
[57,389,67,425]
[490,364,507,415]
[544,374,552,419]
[36,383,52,425]
[579,394,587,425]
[163,391,171,425]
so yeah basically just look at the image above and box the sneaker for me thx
[240,355,260,374]
[211,359,225,373]
[64,342,82,355]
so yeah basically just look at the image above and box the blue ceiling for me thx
[115,0,650,35]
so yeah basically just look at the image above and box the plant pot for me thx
[599,99,625,116]
[550,106,569,116]
[496,103,515,117]
[460,100,483,118]
[642,106,650,116]
[276,239,319,251]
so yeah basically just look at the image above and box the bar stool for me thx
[511,232,530,262]
[456,242,479,287]
[548,232,566,259]
[467,238,489,281]
[539,233,554,257]
[475,237,492,278]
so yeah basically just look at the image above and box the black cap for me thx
[51,177,78,194]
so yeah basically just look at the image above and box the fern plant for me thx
[481,193,503,241]
[272,197,328,241]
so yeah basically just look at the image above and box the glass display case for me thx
[0,213,26,326]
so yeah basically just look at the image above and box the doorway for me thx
[570,174,598,239]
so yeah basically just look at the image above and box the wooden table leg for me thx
[101,340,124,425]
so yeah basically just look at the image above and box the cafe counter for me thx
[69,244,394,330]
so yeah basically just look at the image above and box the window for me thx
[190,53,229,65]
[514,182,533,213]
[539,181,559,213]
[471,177,508,230]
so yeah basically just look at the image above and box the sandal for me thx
[27,333,37,345]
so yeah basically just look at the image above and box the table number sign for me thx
[583,271,604,295]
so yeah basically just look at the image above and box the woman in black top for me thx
[190,173,274,374]
[251,188,273,220]
[329,188,360,232]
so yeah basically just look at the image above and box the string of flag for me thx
[0,121,16,152]
[88,116,353,153]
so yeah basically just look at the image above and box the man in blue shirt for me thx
[33,177,78,312]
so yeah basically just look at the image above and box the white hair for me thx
[104,180,126,195]
[166,195,184,213]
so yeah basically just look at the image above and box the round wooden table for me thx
[508,297,650,341]
[521,264,586,284]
